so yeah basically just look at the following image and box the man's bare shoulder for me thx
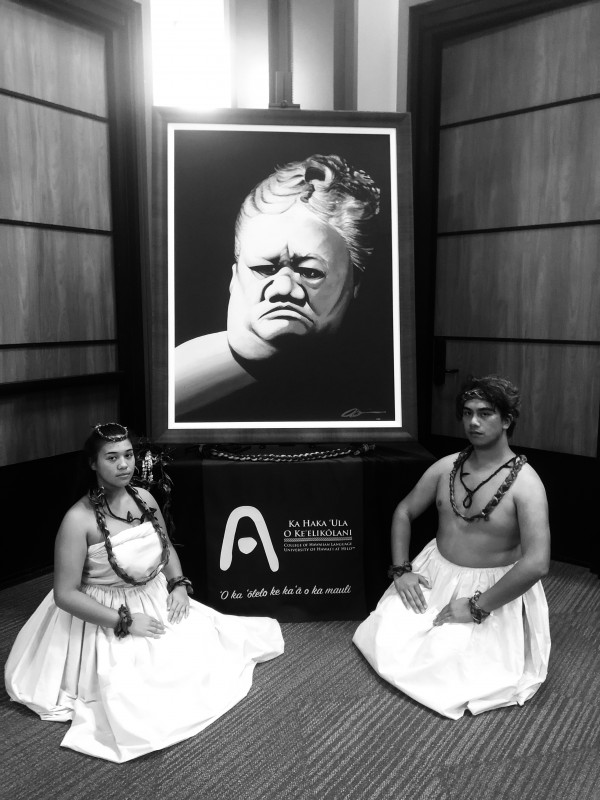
[513,461,547,499]
[429,452,459,476]
[410,452,458,492]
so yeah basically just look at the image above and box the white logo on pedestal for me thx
[220,505,280,572]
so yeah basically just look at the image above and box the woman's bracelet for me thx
[387,561,413,579]
[468,590,491,624]
[114,604,132,638]
[167,575,194,595]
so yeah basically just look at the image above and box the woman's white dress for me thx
[4,521,284,762]
[353,540,550,719]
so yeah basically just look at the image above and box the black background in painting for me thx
[172,128,397,424]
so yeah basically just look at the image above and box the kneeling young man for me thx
[353,375,551,719]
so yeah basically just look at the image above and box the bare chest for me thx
[454,466,515,516]
[437,475,518,530]
[435,460,523,561]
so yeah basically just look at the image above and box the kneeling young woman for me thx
[5,423,284,762]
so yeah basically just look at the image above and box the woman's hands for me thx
[129,613,166,638]
[166,585,190,624]
[120,586,190,638]
[393,572,431,613]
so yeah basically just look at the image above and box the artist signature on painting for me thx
[341,408,387,419]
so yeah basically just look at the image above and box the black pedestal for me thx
[166,440,435,619]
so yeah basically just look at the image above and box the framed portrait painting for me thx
[150,108,416,443]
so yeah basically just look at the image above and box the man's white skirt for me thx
[353,540,550,719]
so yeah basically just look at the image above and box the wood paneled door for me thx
[410,0,600,571]
[425,1,600,458]
[0,0,146,585]
[0,0,146,466]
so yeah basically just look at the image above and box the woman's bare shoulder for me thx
[133,486,157,505]
[58,496,95,537]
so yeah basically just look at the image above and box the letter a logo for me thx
[220,506,279,572]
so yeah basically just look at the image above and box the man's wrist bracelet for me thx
[387,561,413,579]
[468,590,491,624]
[167,575,194,595]
[114,604,132,638]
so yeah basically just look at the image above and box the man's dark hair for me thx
[455,375,521,437]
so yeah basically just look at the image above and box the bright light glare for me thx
[151,0,231,109]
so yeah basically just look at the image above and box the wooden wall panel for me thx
[432,340,600,456]
[0,226,116,344]
[441,2,600,125]
[438,100,600,232]
[435,227,600,340]
[0,0,144,481]
[0,344,117,382]
[0,95,111,229]
[0,0,107,116]
[0,383,120,465]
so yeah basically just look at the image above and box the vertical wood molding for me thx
[100,1,148,431]
[333,0,357,110]
[268,0,295,106]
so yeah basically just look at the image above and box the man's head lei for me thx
[455,375,521,437]
[460,388,486,402]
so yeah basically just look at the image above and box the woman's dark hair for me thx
[455,375,521,437]
[82,423,136,490]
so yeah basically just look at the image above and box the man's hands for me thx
[167,585,190,624]
[394,576,474,625]
[393,572,431,613]
[432,598,472,626]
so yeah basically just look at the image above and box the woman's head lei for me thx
[93,423,129,443]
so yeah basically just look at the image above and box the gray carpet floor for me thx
[1,560,599,800]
